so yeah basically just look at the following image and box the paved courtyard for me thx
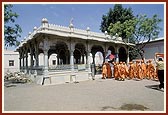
[3,75,165,112]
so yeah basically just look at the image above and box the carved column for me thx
[57,55,59,65]
[29,46,34,74]
[87,51,91,72]
[43,49,49,74]
[34,43,39,75]
[22,49,25,72]
[43,37,49,75]
[70,50,74,72]
[127,46,130,65]
[69,40,75,72]
[25,48,28,74]
[19,50,22,72]
[115,46,119,63]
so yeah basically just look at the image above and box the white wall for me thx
[144,41,164,59]
[137,39,164,59]
[4,50,19,73]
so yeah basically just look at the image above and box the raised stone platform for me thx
[34,70,92,85]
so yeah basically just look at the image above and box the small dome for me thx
[69,23,74,28]
[33,26,37,31]
[28,32,31,35]
[42,18,48,23]
[86,27,90,31]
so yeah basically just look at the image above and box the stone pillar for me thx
[22,51,25,72]
[127,46,130,65]
[115,47,119,63]
[92,52,96,65]
[25,50,28,74]
[29,47,34,74]
[69,39,75,72]
[35,45,39,67]
[34,44,39,75]
[57,55,59,65]
[19,51,22,72]
[19,57,22,72]
[70,50,74,72]
[43,38,49,75]
[43,49,49,75]
[87,51,91,72]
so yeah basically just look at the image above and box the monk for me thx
[113,62,119,80]
[102,62,107,79]
[141,60,146,79]
[134,61,138,79]
[128,61,134,79]
[106,62,112,78]
[118,62,125,81]
[148,60,155,80]
[137,61,143,80]
[123,62,129,79]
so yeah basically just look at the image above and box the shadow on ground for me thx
[101,104,149,111]
[4,80,30,88]
[145,84,164,92]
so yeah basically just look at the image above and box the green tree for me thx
[108,18,137,42]
[133,14,162,60]
[4,4,22,48]
[101,5,162,61]
[108,14,162,60]
[107,18,137,60]
[100,4,134,37]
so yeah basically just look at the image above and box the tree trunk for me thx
[139,50,145,62]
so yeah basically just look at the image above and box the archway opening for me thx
[108,46,115,55]
[119,47,127,62]
[91,45,104,74]
[74,43,86,64]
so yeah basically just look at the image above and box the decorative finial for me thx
[69,18,74,28]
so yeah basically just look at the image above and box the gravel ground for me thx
[3,75,165,113]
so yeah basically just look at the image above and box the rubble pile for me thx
[4,71,32,83]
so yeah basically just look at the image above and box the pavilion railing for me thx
[48,64,89,71]
[21,64,91,75]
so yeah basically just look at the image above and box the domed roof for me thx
[41,18,48,23]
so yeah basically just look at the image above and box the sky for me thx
[5,3,165,45]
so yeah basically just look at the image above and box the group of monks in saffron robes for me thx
[102,62,112,79]
[102,60,158,81]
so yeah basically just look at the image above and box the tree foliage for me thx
[100,4,134,38]
[133,14,162,59]
[108,19,137,42]
[4,4,22,48]
[100,4,162,60]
